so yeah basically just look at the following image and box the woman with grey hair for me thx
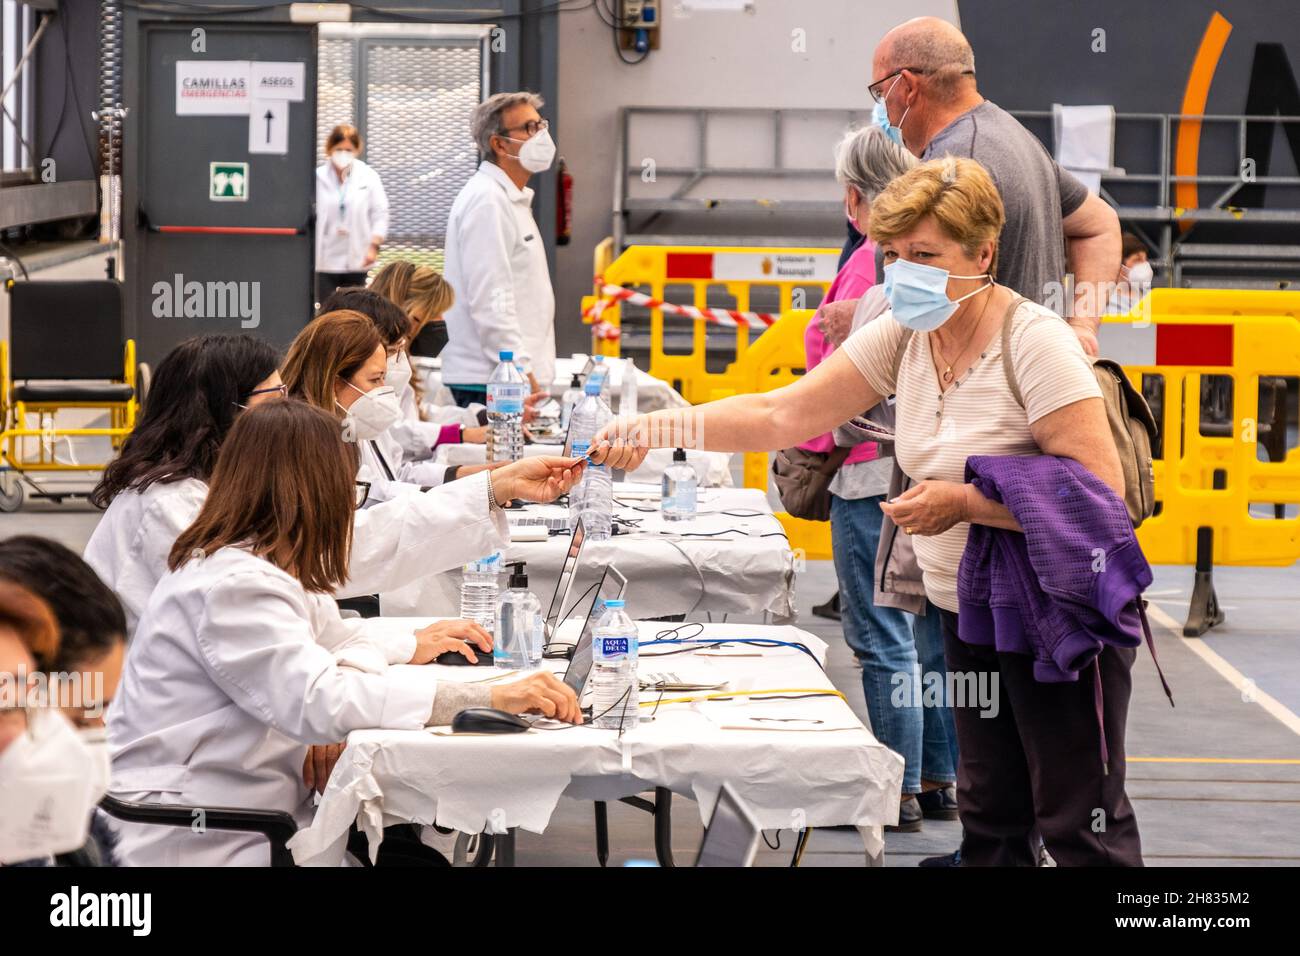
[800,126,959,834]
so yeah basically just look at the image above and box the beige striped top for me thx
[841,299,1101,612]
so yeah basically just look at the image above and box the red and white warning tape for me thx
[583,282,781,341]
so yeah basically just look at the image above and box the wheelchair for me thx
[0,279,149,511]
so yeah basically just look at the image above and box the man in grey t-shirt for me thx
[869,16,1120,356]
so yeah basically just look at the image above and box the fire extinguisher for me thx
[556,156,573,246]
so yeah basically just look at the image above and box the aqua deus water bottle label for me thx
[598,637,630,658]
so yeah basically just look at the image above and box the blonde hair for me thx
[868,156,1004,278]
[370,261,455,336]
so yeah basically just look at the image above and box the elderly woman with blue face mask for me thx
[591,157,1144,867]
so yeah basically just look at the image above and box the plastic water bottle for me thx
[589,355,611,404]
[620,357,638,417]
[661,448,698,521]
[459,551,502,632]
[486,350,526,462]
[567,380,612,532]
[495,562,542,670]
[590,599,638,730]
[577,455,613,542]
[560,373,583,432]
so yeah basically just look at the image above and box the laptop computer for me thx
[694,782,763,867]
[542,518,586,640]
[561,564,628,697]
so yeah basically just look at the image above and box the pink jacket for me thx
[800,238,879,464]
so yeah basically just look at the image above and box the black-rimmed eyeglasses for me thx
[499,118,548,138]
[354,481,371,509]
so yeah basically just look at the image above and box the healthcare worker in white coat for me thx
[316,287,488,476]
[441,91,558,408]
[107,400,583,866]
[85,334,576,633]
[315,123,388,308]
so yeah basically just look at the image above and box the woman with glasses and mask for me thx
[283,309,581,509]
[0,579,108,866]
[315,124,389,308]
[0,537,127,866]
[106,400,582,866]
[317,288,488,474]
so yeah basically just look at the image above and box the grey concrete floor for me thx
[3,492,1298,867]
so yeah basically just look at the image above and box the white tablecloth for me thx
[380,485,796,621]
[436,441,735,489]
[287,622,904,866]
[414,354,688,415]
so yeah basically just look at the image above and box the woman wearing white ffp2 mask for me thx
[315,123,389,308]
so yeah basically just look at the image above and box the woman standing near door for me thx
[315,124,389,307]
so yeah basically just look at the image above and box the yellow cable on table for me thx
[638,687,847,708]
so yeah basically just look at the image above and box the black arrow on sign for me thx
[264,109,274,144]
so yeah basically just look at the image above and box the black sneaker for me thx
[811,591,841,621]
[918,848,962,867]
[885,794,923,832]
[917,785,959,821]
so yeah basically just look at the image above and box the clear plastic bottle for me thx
[567,379,612,532]
[486,350,526,462]
[661,447,698,521]
[588,355,611,404]
[559,373,583,433]
[495,561,543,670]
[620,357,639,417]
[577,456,613,541]
[459,551,502,632]
[589,599,639,730]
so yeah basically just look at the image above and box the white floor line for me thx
[1145,601,1300,739]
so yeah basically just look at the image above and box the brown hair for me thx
[0,579,59,669]
[281,310,383,418]
[325,123,363,154]
[869,155,1005,279]
[168,400,355,593]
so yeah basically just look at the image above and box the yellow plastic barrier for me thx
[1102,289,1300,568]
[581,243,838,404]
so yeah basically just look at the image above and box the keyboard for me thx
[509,515,571,532]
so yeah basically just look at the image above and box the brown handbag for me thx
[771,444,852,522]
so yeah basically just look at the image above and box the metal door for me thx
[134,23,316,364]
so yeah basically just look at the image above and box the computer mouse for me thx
[435,647,496,666]
[451,707,531,734]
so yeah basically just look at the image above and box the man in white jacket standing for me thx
[441,91,557,407]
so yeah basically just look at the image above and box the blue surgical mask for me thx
[883,258,991,332]
[872,76,909,147]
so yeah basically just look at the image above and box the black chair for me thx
[0,279,148,510]
[99,794,299,867]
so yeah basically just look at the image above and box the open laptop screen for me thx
[695,782,763,867]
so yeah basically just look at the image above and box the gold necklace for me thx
[931,290,993,384]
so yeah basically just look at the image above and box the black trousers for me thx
[315,270,369,308]
[448,385,487,409]
[940,609,1144,866]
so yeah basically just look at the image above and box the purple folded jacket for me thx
[957,454,1151,683]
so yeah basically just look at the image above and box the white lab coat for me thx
[357,433,452,503]
[84,472,507,634]
[389,382,453,461]
[440,161,556,388]
[107,546,440,866]
[314,159,389,274]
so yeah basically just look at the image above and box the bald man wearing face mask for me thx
[867,17,1121,357]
